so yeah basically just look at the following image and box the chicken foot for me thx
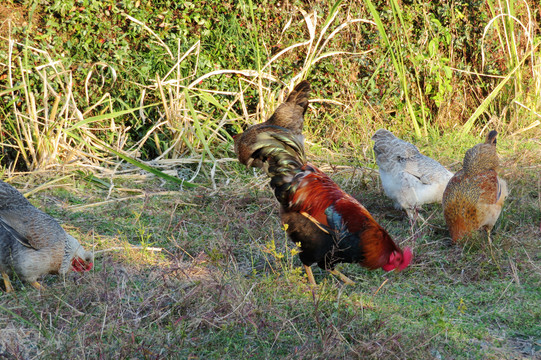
[406,207,426,228]
[2,272,14,293]
[304,265,316,286]
[30,281,44,291]
[303,265,356,286]
[485,228,499,267]
[329,269,355,285]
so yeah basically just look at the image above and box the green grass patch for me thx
[0,0,540,358]
[1,134,539,358]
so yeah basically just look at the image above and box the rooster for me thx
[442,130,508,244]
[372,129,453,220]
[0,180,93,292]
[235,80,310,168]
[236,125,412,285]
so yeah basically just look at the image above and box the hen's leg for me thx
[30,281,44,291]
[407,207,426,226]
[304,265,316,286]
[2,272,14,293]
[329,269,355,285]
[416,208,426,223]
[486,229,497,264]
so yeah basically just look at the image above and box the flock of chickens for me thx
[234,80,507,285]
[0,80,507,291]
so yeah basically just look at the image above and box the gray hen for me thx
[372,129,453,219]
[0,180,93,292]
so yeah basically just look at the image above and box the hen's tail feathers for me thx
[0,181,32,209]
[286,80,311,114]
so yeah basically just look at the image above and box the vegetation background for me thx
[0,0,540,358]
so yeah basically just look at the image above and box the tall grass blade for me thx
[184,89,215,161]
[365,0,422,137]
[66,103,160,132]
[462,46,536,134]
[0,302,50,340]
[106,146,198,188]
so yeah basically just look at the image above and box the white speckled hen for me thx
[0,180,93,292]
[372,129,453,219]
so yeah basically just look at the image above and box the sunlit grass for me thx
[1,132,539,358]
[0,0,540,358]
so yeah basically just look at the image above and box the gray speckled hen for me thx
[0,180,93,292]
[372,129,453,219]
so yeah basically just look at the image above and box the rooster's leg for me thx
[329,269,355,285]
[304,265,316,286]
[2,272,14,293]
[30,281,44,291]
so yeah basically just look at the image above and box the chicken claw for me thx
[329,269,355,285]
[304,265,316,286]
[2,271,14,293]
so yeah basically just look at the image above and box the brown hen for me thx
[442,130,508,243]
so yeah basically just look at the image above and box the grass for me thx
[0,0,540,358]
[2,0,539,169]
[0,134,540,359]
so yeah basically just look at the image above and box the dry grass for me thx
[0,0,540,358]
[0,134,540,359]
